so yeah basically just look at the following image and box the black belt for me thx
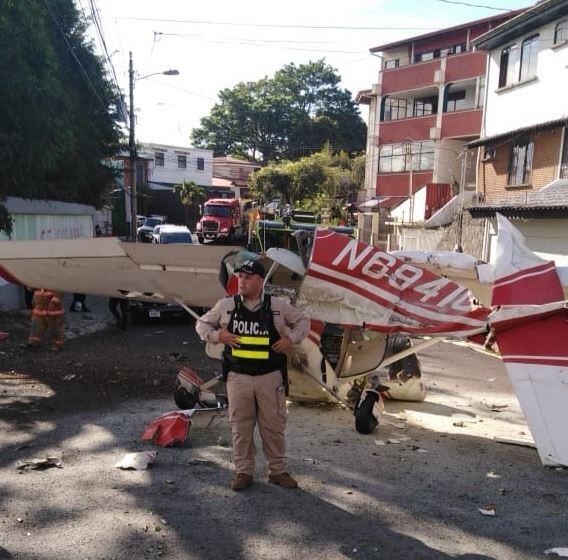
[230,366,281,376]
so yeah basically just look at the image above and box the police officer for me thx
[196,260,309,491]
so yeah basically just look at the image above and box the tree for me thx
[191,60,366,165]
[250,146,365,207]
[174,181,206,206]
[0,0,121,234]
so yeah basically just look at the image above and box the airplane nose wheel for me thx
[173,382,199,410]
[355,390,381,434]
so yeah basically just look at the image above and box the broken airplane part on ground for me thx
[1,215,567,466]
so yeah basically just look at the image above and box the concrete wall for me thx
[390,186,427,222]
[0,198,95,311]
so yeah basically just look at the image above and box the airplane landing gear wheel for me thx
[355,391,380,434]
[173,385,198,410]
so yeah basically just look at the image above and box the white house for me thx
[467,0,568,264]
[140,142,213,190]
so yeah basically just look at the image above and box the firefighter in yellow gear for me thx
[27,289,65,351]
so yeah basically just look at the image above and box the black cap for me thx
[237,259,265,278]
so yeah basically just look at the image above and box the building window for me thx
[415,50,437,63]
[155,152,164,167]
[135,162,144,187]
[177,154,187,169]
[414,43,466,63]
[508,139,534,186]
[482,145,496,162]
[555,20,568,45]
[384,59,399,70]
[410,140,435,171]
[413,96,438,117]
[379,141,435,173]
[445,90,466,112]
[519,35,539,82]
[498,45,518,88]
[379,144,406,173]
[383,97,408,121]
[197,157,205,171]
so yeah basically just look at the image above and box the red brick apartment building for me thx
[357,11,521,219]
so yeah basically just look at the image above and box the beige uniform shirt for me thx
[196,295,310,346]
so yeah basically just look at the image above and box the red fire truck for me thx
[196,198,244,244]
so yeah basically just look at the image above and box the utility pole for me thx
[456,149,467,252]
[128,51,137,242]
[406,139,414,223]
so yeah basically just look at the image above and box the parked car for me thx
[129,299,188,322]
[157,225,195,244]
[137,215,166,242]
[130,225,198,322]
[151,224,167,243]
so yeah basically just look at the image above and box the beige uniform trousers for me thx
[227,370,287,476]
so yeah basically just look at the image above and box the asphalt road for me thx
[0,316,567,560]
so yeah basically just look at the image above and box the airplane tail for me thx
[490,215,568,466]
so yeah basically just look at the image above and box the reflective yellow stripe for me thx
[238,336,270,346]
[232,349,269,360]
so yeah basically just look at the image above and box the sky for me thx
[84,0,530,147]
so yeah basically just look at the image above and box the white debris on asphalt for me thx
[486,470,501,479]
[115,451,157,470]
[17,457,62,471]
[544,548,568,557]
[373,439,386,446]
[478,505,496,516]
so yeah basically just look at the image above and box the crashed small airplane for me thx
[1,215,567,466]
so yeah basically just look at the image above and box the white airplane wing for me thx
[0,237,240,307]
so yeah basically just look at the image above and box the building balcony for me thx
[441,108,483,139]
[380,51,487,96]
[381,59,441,96]
[445,51,487,83]
[376,171,434,198]
[378,115,437,144]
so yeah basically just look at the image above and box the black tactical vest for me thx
[223,294,285,375]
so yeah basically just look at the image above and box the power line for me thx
[88,0,122,96]
[154,31,364,54]
[155,31,375,46]
[41,0,108,110]
[118,16,437,31]
[154,32,365,54]
[430,0,514,11]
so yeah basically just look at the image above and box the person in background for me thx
[26,288,65,351]
[69,293,91,313]
[108,297,129,329]
[196,260,310,491]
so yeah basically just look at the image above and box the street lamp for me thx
[128,52,179,241]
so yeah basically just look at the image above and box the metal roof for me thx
[370,11,523,53]
[468,179,568,218]
[473,0,568,51]
[5,197,95,216]
[468,117,568,148]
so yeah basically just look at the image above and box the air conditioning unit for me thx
[371,83,381,96]
[434,69,445,83]
[429,127,440,140]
